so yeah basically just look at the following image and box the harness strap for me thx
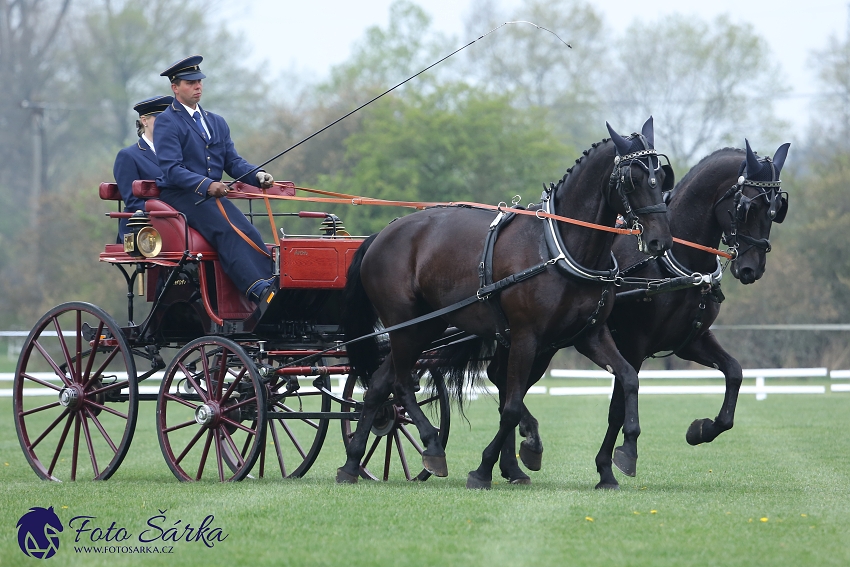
[215,198,271,257]
[478,211,518,348]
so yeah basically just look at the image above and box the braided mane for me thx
[553,138,611,189]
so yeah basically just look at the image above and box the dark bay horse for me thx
[500,140,790,489]
[339,118,674,489]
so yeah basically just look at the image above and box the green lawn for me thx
[1,393,848,566]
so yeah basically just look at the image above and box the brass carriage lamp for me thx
[124,210,162,258]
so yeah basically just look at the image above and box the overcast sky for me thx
[221,0,849,130]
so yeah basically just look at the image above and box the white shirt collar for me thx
[180,101,210,138]
[142,134,155,154]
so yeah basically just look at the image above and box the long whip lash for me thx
[197,21,571,204]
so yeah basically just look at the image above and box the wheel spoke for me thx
[81,321,105,386]
[163,419,200,434]
[394,430,412,481]
[74,311,83,382]
[416,394,439,407]
[47,413,74,475]
[383,436,392,481]
[20,400,61,417]
[80,412,100,478]
[71,414,81,481]
[279,419,307,459]
[362,435,381,468]
[30,408,71,450]
[214,429,225,482]
[163,392,201,410]
[219,416,257,436]
[32,340,71,386]
[21,372,63,392]
[83,400,128,420]
[221,428,246,467]
[85,408,118,453]
[269,421,286,477]
[220,368,245,404]
[181,362,209,403]
[240,420,257,457]
[174,426,207,466]
[87,378,129,397]
[214,349,228,401]
[51,317,75,383]
[82,347,120,390]
[195,429,214,480]
[398,422,425,455]
[222,395,258,414]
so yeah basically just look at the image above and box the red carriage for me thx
[12,180,450,482]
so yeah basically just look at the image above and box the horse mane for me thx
[667,147,744,200]
[553,138,611,189]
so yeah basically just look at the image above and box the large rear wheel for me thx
[156,337,266,482]
[13,302,139,481]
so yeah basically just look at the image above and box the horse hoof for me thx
[336,468,359,484]
[519,441,543,471]
[501,468,531,484]
[594,481,620,490]
[686,418,713,446]
[612,447,637,477]
[466,472,492,490]
[422,454,448,477]
[510,476,531,485]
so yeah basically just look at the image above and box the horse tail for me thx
[421,335,496,415]
[342,233,382,385]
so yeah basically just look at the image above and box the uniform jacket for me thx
[112,137,162,237]
[154,101,259,194]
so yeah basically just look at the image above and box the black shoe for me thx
[255,284,278,318]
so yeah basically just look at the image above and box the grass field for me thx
[1,392,849,567]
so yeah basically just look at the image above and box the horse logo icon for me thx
[17,506,63,559]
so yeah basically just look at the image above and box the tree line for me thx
[0,0,847,369]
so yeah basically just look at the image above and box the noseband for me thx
[606,136,669,233]
[713,157,786,256]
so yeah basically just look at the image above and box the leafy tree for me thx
[318,83,571,234]
[603,14,788,168]
[463,0,609,145]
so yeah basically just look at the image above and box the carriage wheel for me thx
[156,337,266,482]
[13,302,139,481]
[340,372,450,481]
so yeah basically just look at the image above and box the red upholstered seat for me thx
[145,199,217,255]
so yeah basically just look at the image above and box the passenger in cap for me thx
[153,55,277,308]
[112,95,173,240]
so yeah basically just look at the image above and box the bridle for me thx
[713,157,787,257]
[606,135,671,244]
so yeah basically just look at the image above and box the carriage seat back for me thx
[99,182,121,201]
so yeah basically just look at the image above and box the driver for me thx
[153,55,277,311]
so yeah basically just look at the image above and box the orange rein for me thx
[225,183,733,260]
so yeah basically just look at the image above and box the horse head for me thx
[606,117,674,256]
[716,139,791,284]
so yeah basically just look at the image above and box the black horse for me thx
[339,118,673,489]
[499,140,790,489]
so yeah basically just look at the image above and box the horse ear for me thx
[641,116,654,148]
[772,143,790,173]
[745,138,760,176]
[606,122,631,155]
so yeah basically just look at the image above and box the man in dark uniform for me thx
[113,95,172,240]
[154,55,277,307]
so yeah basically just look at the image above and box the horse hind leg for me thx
[336,358,395,483]
[679,332,742,445]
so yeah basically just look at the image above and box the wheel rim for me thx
[156,337,266,482]
[341,373,449,481]
[256,371,330,479]
[13,302,138,481]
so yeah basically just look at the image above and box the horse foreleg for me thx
[678,330,743,445]
[337,358,395,483]
[593,380,625,489]
[575,326,641,486]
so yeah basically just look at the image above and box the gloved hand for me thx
[256,171,274,189]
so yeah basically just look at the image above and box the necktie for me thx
[192,111,207,141]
